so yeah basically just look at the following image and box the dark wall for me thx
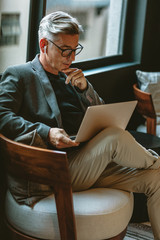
[87,65,138,104]
[141,0,160,71]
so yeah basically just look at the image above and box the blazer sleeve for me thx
[74,80,105,111]
[0,67,50,141]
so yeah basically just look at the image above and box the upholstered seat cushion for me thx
[6,188,133,240]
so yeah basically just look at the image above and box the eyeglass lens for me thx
[62,47,82,57]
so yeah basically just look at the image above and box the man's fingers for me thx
[70,73,84,86]
[62,68,81,84]
[56,135,79,149]
[62,68,87,90]
[62,68,77,75]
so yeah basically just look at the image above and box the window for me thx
[0,0,147,74]
[0,13,21,46]
[45,0,127,61]
[0,0,30,73]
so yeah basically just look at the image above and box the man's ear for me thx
[40,39,48,53]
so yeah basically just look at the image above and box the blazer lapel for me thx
[31,55,63,127]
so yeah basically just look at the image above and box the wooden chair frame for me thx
[0,134,76,240]
[133,83,157,135]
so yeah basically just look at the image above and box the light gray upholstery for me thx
[6,188,133,240]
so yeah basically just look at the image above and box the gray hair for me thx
[38,11,83,41]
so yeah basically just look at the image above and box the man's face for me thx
[43,33,79,75]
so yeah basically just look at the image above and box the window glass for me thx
[0,0,30,73]
[45,0,127,61]
[0,13,21,46]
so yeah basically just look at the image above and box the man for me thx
[0,11,160,239]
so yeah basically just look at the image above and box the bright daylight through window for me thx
[46,0,127,61]
[0,0,30,73]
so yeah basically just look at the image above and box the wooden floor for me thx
[125,222,154,240]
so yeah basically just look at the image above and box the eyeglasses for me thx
[47,39,83,57]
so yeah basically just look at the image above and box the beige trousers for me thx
[68,127,160,240]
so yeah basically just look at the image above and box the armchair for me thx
[0,134,133,240]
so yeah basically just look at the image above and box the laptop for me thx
[72,100,137,142]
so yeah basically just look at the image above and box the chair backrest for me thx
[133,83,156,135]
[0,134,77,240]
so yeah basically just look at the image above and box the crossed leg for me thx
[68,127,160,239]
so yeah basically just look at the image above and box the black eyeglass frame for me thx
[47,39,83,57]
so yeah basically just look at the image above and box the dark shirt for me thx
[46,71,85,135]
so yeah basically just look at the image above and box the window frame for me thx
[27,0,147,72]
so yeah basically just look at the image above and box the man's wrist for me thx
[75,81,88,93]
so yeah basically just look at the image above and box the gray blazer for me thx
[0,55,104,142]
[0,55,104,206]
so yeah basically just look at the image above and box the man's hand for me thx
[48,128,79,149]
[62,68,87,91]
